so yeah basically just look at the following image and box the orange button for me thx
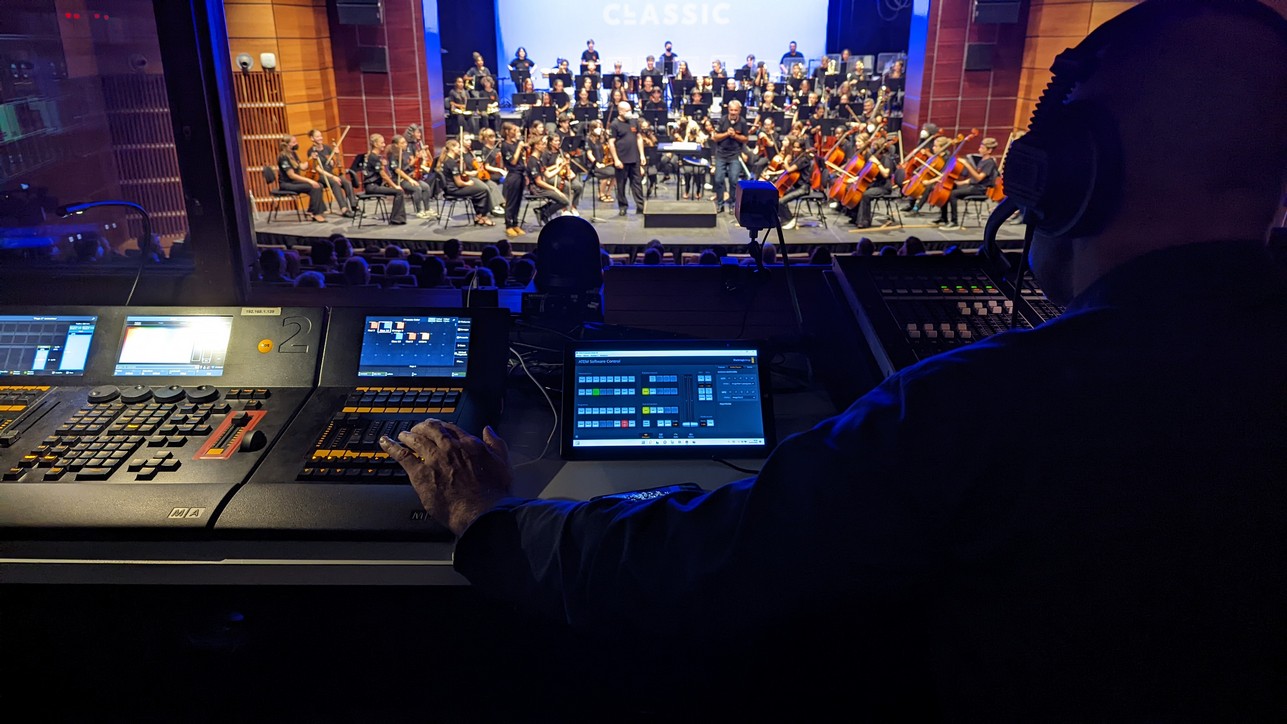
[257,339,273,353]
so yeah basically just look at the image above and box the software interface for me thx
[571,348,766,448]
[357,316,471,378]
[0,315,97,376]
[114,316,234,377]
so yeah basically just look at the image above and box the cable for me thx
[510,346,559,467]
[712,458,760,475]
[57,200,153,306]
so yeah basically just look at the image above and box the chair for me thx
[791,189,830,229]
[870,188,904,229]
[262,166,304,223]
[353,193,389,228]
[520,190,553,227]
[962,194,992,228]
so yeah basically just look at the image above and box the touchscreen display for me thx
[114,316,233,377]
[569,348,767,449]
[0,315,97,377]
[357,316,471,378]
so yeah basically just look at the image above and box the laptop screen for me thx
[357,315,471,378]
[562,340,775,460]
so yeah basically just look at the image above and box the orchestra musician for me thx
[465,52,492,89]
[643,86,667,113]
[904,135,953,214]
[580,39,599,74]
[779,40,805,76]
[389,134,434,219]
[749,116,781,180]
[710,59,727,80]
[306,128,358,218]
[275,136,328,222]
[509,47,535,74]
[548,132,584,214]
[549,78,571,116]
[586,120,617,204]
[527,135,569,222]
[776,139,814,230]
[674,114,709,200]
[362,133,407,225]
[448,76,475,135]
[933,136,999,230]
[439,138,494,227]
[850,135,900,229]
[474,127,508,217]
[576,88,597,112]
[759,88,781,113]
[674,60,694,82]
[474,75,501,134]
[638,118,661,198]
[499,121,528,237]
[660,40,678,74]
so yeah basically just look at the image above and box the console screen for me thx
[0,315,97,377]
[114,316,233,377]
[357,316,471,378]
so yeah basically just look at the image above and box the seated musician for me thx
[389,134,434,219]
[643,87,667,113]
[527,135,569,222]
[640,55,661,79]
[848,135,900,229]
[474,127,507,216]
[639,74,658,102]
[440,138,494,226]
[749,116,781,180]
[576,88,597,111]
[465,52,492,88]
[548,133,584,215]
[361,133,406,225]
[758,88,781,113]
[688,85,707,114]
[549,78,571,116]
[475,75,501,133]
[676,115,709,200]
[276,136,327,222]
[905,135,953,213]
[710,59,727,80]
[307,128,358,218]
[933,136,999,230]
[674,60,694,81]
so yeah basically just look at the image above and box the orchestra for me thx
[272,41,1023,235]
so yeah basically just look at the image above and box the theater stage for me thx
[253,189,1027,259]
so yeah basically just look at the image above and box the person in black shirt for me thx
[608,101,645,215]
[499,122,529,237]
[643,87,666,113]
[549,78,571,115]
[389,134,433,219]
[306,128,357,218]
[547,133,583,214]
[440,138,494,226]
[779,41,805,76]
[709,99,750,213]
[509,47,534,74]
[465,52,492,89]
[362,133,406,224]
[848,136,898,229]
[275,136,327,222]
[580,39,599,74]
[774,140,814,229]
[933,136,1000,230]
[660,41,678,76]
[474,75,500,134]
[527,135,568,222]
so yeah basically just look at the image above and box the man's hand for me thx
[379,420,513,537]
[614,159,624,169]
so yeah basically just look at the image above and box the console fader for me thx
[0,307,323,533]
[833,254,1066,377]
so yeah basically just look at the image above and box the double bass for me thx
[926,128,980,208]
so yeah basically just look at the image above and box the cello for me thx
[987,130,1021,202]
[840,130,891,208]
[925,128,980,208]
[900,130,962,200]
[899,129,944,185]
[825,126,870,201]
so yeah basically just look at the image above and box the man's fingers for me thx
[379,435,418,462]
[482,425,509,461]
[409,419,456,448]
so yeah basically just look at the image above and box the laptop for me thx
[561,339,776,461]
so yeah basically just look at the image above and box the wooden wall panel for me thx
[275,36,332,72]
[273,3,328,38]
[225,5,276,39]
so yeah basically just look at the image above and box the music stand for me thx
[640,69,664,85]
[574,106,599,125]
[509,68,531,89]
[670,77,695,100]
[757,110,785,130]
[734,67,750,82]
[512,92,537,107]
[772,82,787,97]
[723,88,749,107]
[642,109,668,132]
[682,103,709,121]
[820,118,846,138]
[527,106,556,126]
[548,72,573,89]
[602,73,627,91]
[787,77,804,94]
[823,73,842,91]
[660,56,676,76]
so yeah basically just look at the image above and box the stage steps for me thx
[642,199,717,229]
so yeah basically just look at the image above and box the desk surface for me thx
[1,381,837,586]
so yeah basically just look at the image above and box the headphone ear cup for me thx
[1005,102,1121,238]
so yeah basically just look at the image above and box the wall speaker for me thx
[358,46,388,74]
[260,52,277,70]
[336,0,383,26]
[974,0,1021,24]
[965,44,995,71]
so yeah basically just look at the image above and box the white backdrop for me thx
[495,0,829,87]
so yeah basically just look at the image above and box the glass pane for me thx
[0,0,192,294]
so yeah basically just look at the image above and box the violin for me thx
[925,128,980,208]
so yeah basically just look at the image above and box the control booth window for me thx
[0,0,194,299]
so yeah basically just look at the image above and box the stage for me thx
[253,186,1027,260]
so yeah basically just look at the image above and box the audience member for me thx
[72,234,104,263]
[496,238,513,258]
[899,236,926,256]
[481,245,500,264]
[309,239,337,270]
[485,256,510,287]
[600,249,613,270]
[463,267,495,288]
[877,245,897,256]
[407,251,427,268]
[762,243,777,264]
[510,257,537,288]
[282,249,302,277]
[385,258,411,282]
[342,256,371,286]
[259,248,292,283]
[641,247,663,265]
[808,246,832,265]
[384,244,405,259]
[329,234,353,262]
[698,249,720,265]
[443,238,467,271]
[293,270,325,288]
[416,256,453,289]
[855,237,875,256]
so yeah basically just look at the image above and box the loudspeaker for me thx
[974,0,1021,24]
[358,46,388,74]
[336,0,382,25]
[964,44,994,71]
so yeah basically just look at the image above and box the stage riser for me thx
[642,200,718,229]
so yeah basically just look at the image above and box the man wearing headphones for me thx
[381,2,1287,718]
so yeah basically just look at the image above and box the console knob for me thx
[186,384,220,404]
[87,385,120,404]
[119,384,153,404]
[153,385,186,404]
